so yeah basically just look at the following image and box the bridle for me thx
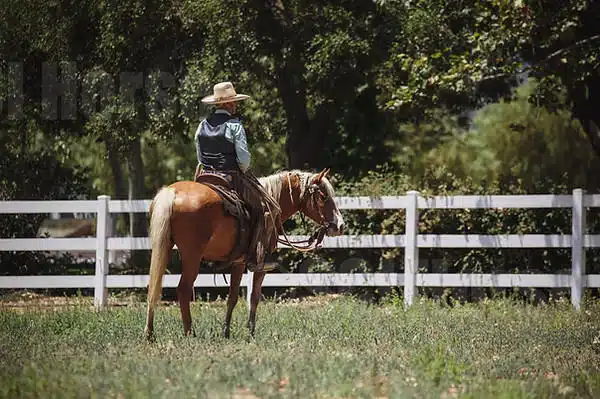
[274,174,337,252]
[301,181,335,224]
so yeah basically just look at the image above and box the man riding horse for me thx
[195,81,281,272]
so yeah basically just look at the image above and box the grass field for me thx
[1,292,599,398]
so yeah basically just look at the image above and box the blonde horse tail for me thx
[145,187,176,338]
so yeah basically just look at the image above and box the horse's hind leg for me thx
[178,249,203,336]
[223,262,244,338]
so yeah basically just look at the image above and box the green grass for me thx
[1,293,600,398]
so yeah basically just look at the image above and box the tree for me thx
[1,0,196,269]
[522,0,600,159]
[375,0,530,119]
[376,0,600,166]
[84,0,189,238]
[179,0,391,173]
[422,80,600,191]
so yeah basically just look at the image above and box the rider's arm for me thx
[194,122,202,163]
[228,122,251,172]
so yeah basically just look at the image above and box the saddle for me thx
[195,172,252,264]
[195,173,232,188]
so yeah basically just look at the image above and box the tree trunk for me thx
[556,2,600,160]
[126,135,149,270]
[107,145,128,200]
[106,142,130,246]
[264,0,323,170]
[569,76,600,159]
[127,135,147,238]
[275,63,321,170]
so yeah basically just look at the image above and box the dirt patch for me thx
[0,291,346,312]
[0,294,94,312]
[0,291,142,312]
[275,294,345,308]
[232,387,261,399]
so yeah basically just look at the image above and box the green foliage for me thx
[0,296,599,397]
[376,0,533,118]
[178,0,392,173]
[0,129,91,276]
[419,79,600,191]
[385,109,466,178]
[4,0,599,190]
[470,80,600,189]
[523,0,598,86]
[2,0,600,277]
[273,166,600,287]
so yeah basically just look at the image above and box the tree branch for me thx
[545,34,600,62]
[477,34,600,84]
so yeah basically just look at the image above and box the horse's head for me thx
[298,168,345,236]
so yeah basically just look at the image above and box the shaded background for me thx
[1,0,599,301]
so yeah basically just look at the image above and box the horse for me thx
[144,168,345,340]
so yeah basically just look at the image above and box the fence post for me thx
[571,188,586,310]
[246,271,254,308]
[95,195,110,309]
[404,191,419,308]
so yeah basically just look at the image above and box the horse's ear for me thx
[313,168,330,183]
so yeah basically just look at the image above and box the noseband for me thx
[300,183,335,228]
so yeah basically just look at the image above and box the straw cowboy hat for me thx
[201,81,250,105]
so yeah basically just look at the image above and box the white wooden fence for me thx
[1,189,599,310]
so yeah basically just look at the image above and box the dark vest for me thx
[197,112,240,171]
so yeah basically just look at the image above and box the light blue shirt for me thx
[195,109,251,172]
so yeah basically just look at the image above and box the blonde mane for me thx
[259,170,335,203]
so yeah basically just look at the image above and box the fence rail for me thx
[1,189,599,309]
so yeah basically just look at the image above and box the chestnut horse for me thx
[144,168,344,340]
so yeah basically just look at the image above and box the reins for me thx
[275,215,327,252]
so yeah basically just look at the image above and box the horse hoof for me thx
[247,327,256,342]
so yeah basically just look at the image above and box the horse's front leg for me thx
[223,262,244,338]
[247,270,266,337]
